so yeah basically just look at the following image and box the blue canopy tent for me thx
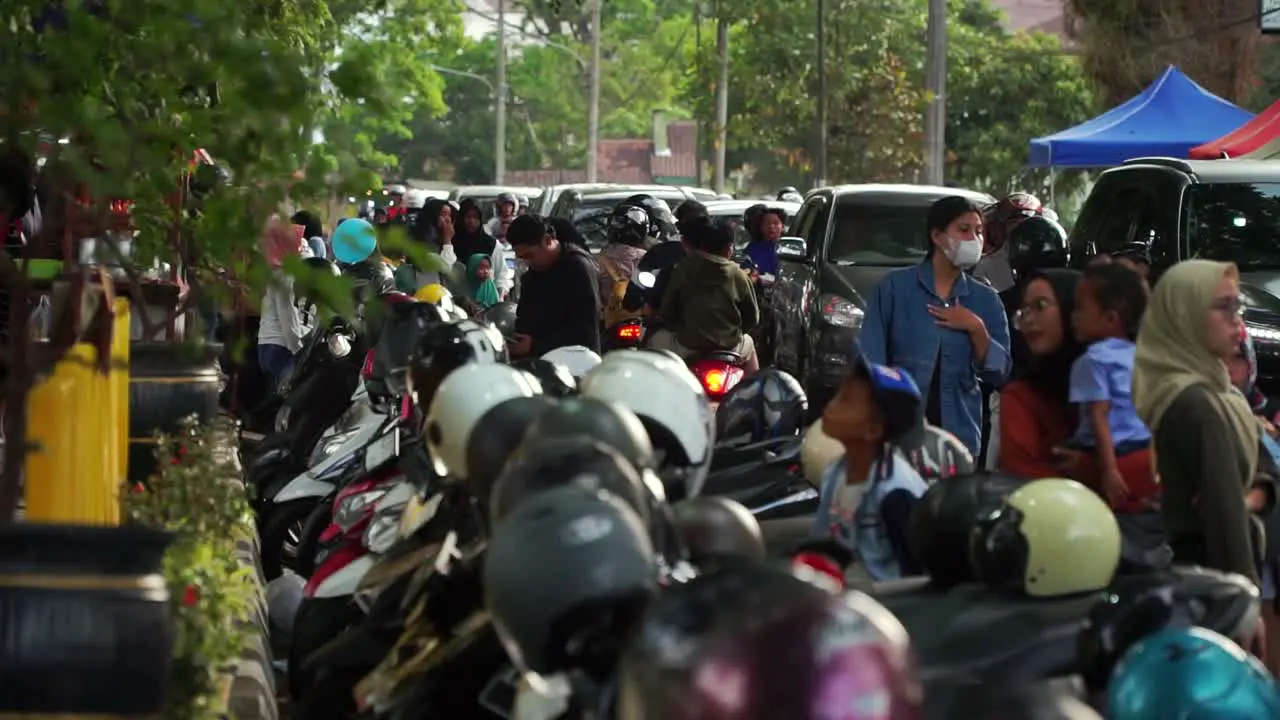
[1028,66,1254,167]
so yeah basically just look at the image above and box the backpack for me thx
[597,255,641,327]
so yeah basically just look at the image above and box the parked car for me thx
[1067,156,1280,388]
[553,185,718,251]
[448,185,544,217]
[534,183,623,215]
[770,184,994,407]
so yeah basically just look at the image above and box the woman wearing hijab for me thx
[996,269,1084,477]
[465,253,500,309]
[1133,260,1276,588]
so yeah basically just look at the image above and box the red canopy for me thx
[1189,100,1280,159]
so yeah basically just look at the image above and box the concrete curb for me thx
[225,523,279,720]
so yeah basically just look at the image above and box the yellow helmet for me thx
[970,478,1120,598]
[800,418,844,489]
[415,283,450,304]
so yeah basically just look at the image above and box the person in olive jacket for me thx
[652,220,760,372]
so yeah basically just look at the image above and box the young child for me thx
[807,355,930,588]
[467,253,501,308]
[1066,262,1158,512]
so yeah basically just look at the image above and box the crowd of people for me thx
[819,192,1280,671]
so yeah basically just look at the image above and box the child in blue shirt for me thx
[807,354,929,584]
[1065,262,1158,513]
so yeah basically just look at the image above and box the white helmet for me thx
[579,350,713,495]
[455,318,507,362]
[541,346,603,379]
[402,188,427,209]
[425,363,543,478]
[801,418,844,489]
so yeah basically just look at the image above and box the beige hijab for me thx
[1133,259,1260,481]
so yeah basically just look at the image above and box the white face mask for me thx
[945,235,983,269]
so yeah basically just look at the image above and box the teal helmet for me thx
[1108,626,1280,719]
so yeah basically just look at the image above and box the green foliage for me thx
[683,0,1097,196]
[123,416,255,720]
[384,0,693,182]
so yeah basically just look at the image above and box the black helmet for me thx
[713,369,807,448]
[1006,215,1068,273]
[480,301,518,338]
[900,424,976,482]
[671,496,765,565]
[490,435,654,526]
[522,396,655,472]
[406,320,500,410]
[608,204,651,248]
[485,484,658,677]
[621,194,678,241]
[462,395,557,507]
[1077,566,1262,692]
[344,259,396,300]
[302,255,340,278]
[1112,240,1152,265]
[907,472,1027,587]
[510,358,577,397]
[373,301,451,397]
[776,186,799,199]
[674,200,709,226]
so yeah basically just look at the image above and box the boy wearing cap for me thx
[808,356,929,587]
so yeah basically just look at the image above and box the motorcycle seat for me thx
[881,583,1102,684]
[689,350,744,365]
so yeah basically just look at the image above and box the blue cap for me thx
[851,353,923,446]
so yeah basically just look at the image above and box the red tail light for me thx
[615,324,642,340]
[361,349,376,379]
[691,362,744,398]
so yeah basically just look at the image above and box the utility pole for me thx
[495,0,507,184]
[693,2,702,187]
[712,3,729,194]
[815,0,827,187]
[923,0,947,185]
[586,0,602,182]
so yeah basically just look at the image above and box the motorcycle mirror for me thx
[636,271,656,289]
[327,333,352,358]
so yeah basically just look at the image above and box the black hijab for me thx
[1014,268,1084,408]
[453,198,496,259]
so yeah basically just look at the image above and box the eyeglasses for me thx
[1013,297,1056,331]
[1210,295,1245,318]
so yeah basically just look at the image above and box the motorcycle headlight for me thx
[328,333,353,358]
[333,489,387,532]
[363,512,401,554]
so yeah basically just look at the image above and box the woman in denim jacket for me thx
[858,196,1012,457]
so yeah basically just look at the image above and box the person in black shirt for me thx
[508,214,601,357]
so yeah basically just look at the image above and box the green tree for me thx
[383,4,693,180]
[0,0,457,515]
[684,0,1096,195]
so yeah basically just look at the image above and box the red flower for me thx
[130,483,147,494]
[182,584,199,607]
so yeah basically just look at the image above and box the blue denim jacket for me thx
[858,263,1011,456]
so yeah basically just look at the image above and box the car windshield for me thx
[1186,183,1280,270]
[573,209,612,251]
[825,197,935,265]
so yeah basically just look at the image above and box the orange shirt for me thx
[999,380,1072,479]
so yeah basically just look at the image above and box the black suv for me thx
[771,184,993,406]
[1068,157,1280,387]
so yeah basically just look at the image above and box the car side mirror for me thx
[777,236,808,262]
